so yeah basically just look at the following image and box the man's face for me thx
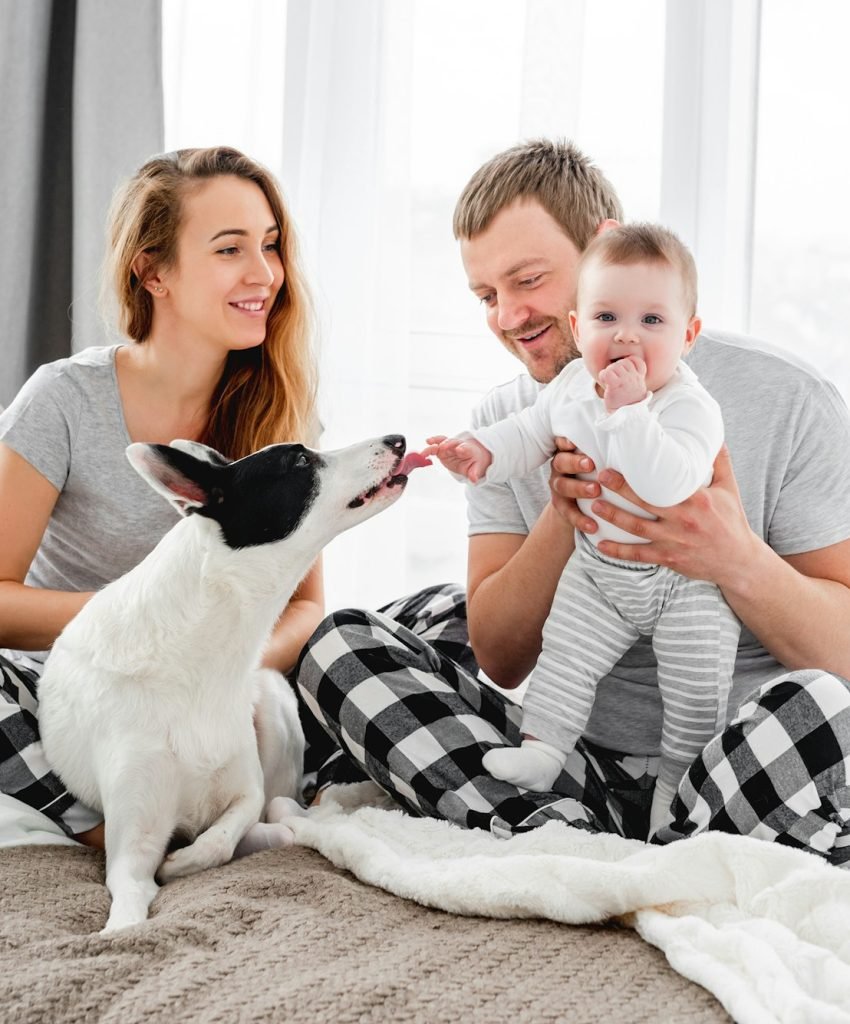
[460,199,582,384]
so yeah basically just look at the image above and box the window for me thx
[749,0,850,402]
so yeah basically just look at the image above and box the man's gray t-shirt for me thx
[0,345,180,663]
[467,329,850,755]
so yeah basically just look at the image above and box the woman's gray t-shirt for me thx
[0,345,180,662]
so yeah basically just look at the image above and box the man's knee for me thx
[742,669,850,731]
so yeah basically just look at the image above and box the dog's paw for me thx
[233,821,296,859]
[266,796,307,824]
[157,830,234,882]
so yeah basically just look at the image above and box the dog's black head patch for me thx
[128,442,322,550]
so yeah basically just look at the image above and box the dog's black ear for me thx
[126,442,226,516]
[167,439,234,467]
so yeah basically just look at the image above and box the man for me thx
[297,139,850,862]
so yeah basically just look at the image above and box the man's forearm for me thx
[720,538,850,680]
[468,503,575,687]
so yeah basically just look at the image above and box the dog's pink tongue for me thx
[399,451,433,476]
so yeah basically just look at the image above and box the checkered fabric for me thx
[0,653,81,835]
[296,584,661,839]
[658,669,850,864]
[296,586,850,863]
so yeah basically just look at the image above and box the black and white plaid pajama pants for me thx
[296,583,850,865]
[0,653,100,836]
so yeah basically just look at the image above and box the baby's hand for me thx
[597,355,648,413]
[424,435,493,483]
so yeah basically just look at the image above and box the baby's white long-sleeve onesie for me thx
[473,358,735,837]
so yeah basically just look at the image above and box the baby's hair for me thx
[579,223,698,316]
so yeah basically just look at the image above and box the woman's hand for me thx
[548,436,600,533]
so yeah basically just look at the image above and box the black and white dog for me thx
[38,434,420,933]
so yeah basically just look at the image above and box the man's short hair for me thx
[452,138,623,251]
[579,223,698,316]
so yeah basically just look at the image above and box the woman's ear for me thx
[132,254,167,297]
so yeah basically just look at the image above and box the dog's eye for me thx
[294,453,309,468]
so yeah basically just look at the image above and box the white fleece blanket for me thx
[285,784,850,1024]
[5,786,849,1022]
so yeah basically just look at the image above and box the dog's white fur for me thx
[38,436,407,933]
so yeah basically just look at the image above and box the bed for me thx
[3,785,848,1023]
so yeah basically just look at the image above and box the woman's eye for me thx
[519,275,541,288]
[263,242,280,253]
[217,246,238,256]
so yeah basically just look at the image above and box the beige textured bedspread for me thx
[0,844,728,1023]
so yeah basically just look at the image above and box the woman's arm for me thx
[261,556,325,675]
[0,444,93,650]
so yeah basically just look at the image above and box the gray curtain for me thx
[0,0,163,407]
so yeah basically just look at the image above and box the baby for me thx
[429,223,740,838]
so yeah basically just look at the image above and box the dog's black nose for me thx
[383,435,406,454]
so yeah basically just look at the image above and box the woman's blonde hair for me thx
[106,147,317,459]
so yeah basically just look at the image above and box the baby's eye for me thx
[596,312,616,322]
[643,314,663,325]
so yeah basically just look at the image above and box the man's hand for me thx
[549,436,600,533]
[593,445,760,586]
[425,435,493,484]
[597,355,648,413]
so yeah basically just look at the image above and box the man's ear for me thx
[683,315,702,352]
[126,443,224,516]
[594,218,621,237]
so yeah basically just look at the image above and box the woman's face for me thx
[156,174,284,354]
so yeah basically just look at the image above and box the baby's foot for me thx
[482,740,566,791]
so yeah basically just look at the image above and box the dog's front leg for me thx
[156,751,265,883]
[253,668,305,808]
[100,765,179,935]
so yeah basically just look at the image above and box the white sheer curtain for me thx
[279,1,415,610]
[162,0,850,612]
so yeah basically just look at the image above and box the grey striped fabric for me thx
[523,532,739,829]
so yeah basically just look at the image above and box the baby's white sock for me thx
[482,739,568,791]
[648,778,678,839]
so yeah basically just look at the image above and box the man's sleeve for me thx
[466,386,534,537]
[768,378,850,555]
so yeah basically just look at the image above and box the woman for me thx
[0,147,322,847]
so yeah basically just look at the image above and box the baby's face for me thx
[570,258,699,393]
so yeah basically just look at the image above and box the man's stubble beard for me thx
[521,316,580,385]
